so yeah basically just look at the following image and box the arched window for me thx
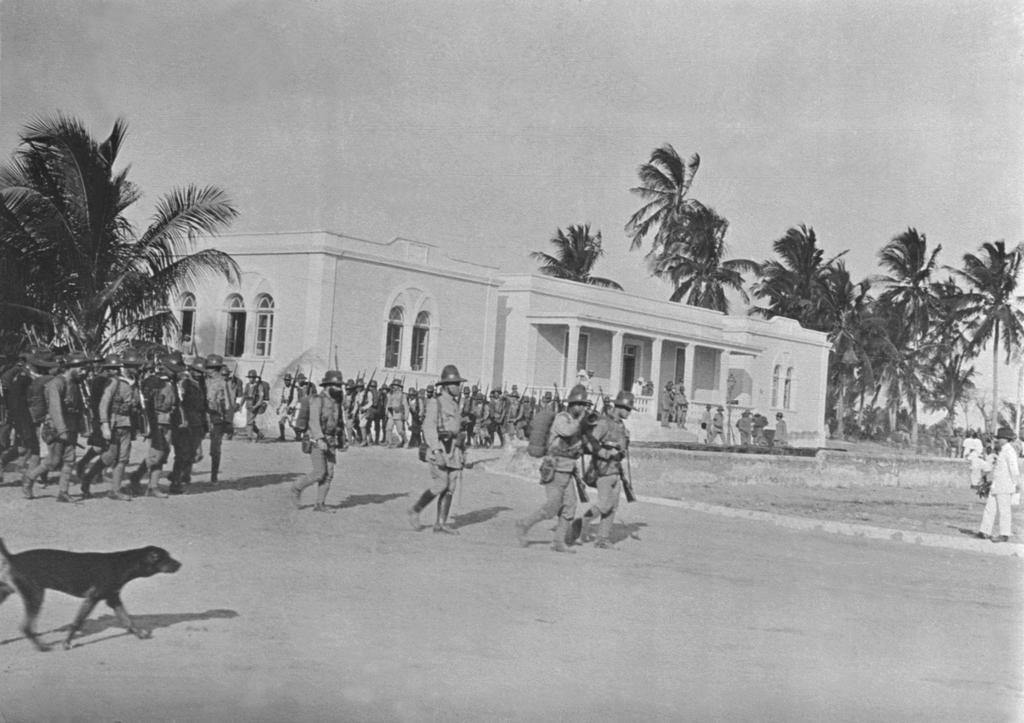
[410,311,430,371]
[384,306,403,369]
[255,294,274,357]
[179,292,197,345]
[771,365,781,408]
[784,367,794,409]
[224,294,246,357]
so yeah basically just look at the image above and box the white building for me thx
[179,231,831,446]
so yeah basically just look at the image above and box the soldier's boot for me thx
[278,421,286,442]
[594,512,615,549]
[107,465,129,501]
[551,519,576,554]
[55,465,74,503]
[126,461,147,495]
[20,470,35,499]
[145,469,167,498]
[209,452,220,485]
[433,491,459,535]
[407,490,436,530]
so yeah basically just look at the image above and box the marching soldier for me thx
[138,354,186,498]
[514,383,592,552]
[385,379,407,447]
[23,351,92,502]
[406,385,422,448]
[291,370,347,511]
[407,364,467,534]
[23,350,60,493]
[96,351,145,500]
[204,354,233,484]
[0,352,35,473]
[360,379,380,446]
[487,389,507,448]
[504,387,521,440]
[169,353,206,493]
[221,366,242,440]
[276,371,297,441]
[577,390,633,549]
[243,369,268,441]
[75,353,118,496]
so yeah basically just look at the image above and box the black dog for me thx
[0,538,181,651]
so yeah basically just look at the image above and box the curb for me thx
[635,495,1024,558]
[479,459,1022,558]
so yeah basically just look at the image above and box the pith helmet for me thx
[438,364,465,385]
[566,384,592,406]
[247,369,259,378]
[391,379,403,389]
[321,370,345,386]
[158,352,187,374]
[120,350,145,368]
[284,372,293,380]
[996,426,1017,441]
[100,353,122,369]
[63,351,95,368]
[614,391,634,410]
[205,353,225,370]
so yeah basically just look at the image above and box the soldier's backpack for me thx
[526,408,556,458]
[293,393,312,435]
[27,374,53,424]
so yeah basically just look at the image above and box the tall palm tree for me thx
[750,224,848,333]
[877,228,942,338]
[951,240,1024,432]
[530,224,623,289]
[647,204,758,312]
[0,114,239,353]
[625,144,702,256]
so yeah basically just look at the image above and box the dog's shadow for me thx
[184,474,305,495]
[0,608,238,649]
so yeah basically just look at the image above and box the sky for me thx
[1,0,1022,411]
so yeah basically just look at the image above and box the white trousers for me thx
[980,493,1013,537]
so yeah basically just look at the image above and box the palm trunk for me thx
[992,323,1000,433]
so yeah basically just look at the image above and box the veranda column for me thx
[718,348,731,404]
[649,337,663,419]
[683,343,696,397]
[609,331,624,393]
[564,323,581,388]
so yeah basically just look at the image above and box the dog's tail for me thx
[0,538,10,561]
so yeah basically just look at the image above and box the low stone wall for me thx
[481,443,971,491]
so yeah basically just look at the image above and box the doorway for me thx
[622,344,638,390]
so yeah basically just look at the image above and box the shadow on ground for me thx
[178,473,305,496]
[0,608,239,649]
[329,492,409,510]
[452,505,512,529]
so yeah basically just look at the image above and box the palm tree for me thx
[647,204,759,312]
[750,224,848,332]
[951,240,1024,432]
[0,114,239,353]
[625,144,702,256]
[877,228,942,338]
[530,224,623,289]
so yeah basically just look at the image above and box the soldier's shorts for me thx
[539,470,576,521]
[428,463,459,495]
[146,425,174,467]
[46,434,76,469]
[296,445,336,490]
[100,428,132,467]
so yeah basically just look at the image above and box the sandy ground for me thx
[0,439,1020,722]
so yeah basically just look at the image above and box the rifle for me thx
[334,345,340,370]
[571,468,589,504]
[622,447,637,503]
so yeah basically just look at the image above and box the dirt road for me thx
[0,441,1020,721]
